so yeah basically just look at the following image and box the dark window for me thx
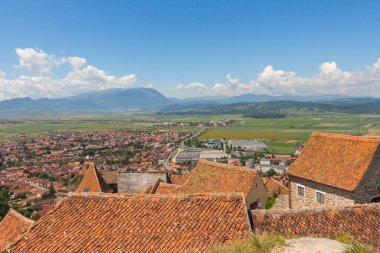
[316,191,325,204]
[371,196,380,203]
[297,185,304,197]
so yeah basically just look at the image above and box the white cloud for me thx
[15,48,63,74]
[0,48,137,100]
[174,83,209,97]
[175,58,380,97]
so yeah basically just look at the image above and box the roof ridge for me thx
[197,159,257,174]
[288,131,380,191]
[69,192,245,199]
[75,162,112,193]
[312,131,380,143]
[7,209,34,224]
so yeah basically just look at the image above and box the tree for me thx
[0,188,10,220]
[49,182,56,195]
[262,168,276,177]
[16,192,28,200]
[0,201,9,220]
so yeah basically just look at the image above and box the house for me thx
[117,171,169,193]
[154,159,267,209]
[287,132,380,209]
[6,193,252,253]
[262,177,289,198]
[0,209,34,251]
[75,162,113,193]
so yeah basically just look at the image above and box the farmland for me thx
[1,113,380,154]
[197,114,380,154]
[0,114,198,141]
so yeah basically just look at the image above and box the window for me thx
[371,196,380,203]
[297,184,305,197]
[316,191,326,204]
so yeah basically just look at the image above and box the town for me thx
[1,1,380,252]
[0,130,379,252]
[0,130,190,218]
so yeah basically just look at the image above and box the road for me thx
[163,126,207,169]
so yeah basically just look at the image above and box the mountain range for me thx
[0,87,379,116]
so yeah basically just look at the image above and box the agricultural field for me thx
[198,114,380,154]
[1,113,380,155]
[0,114,199,141]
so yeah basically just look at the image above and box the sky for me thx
[1,0,380,100]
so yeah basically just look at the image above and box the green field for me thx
[1,114,380,155]
[0,114,199,141]
[198,115,380,154]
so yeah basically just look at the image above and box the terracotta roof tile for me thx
[142,183,153,194]
[75,162,113,193]
[100,171,118,185]
[287,132,380,192]
[173,160,258,199]
[155,183,183,194]
[170,174,190,185]
[262,177,289,197]
[7,193,251,252]
[0,209,34,251]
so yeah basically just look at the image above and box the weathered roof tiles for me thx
[75,162,113,193]
[174,160,259,199]
[262,177,289,197]
[7,193,252,253]
[0,209,34,251]
[287,132,380,192]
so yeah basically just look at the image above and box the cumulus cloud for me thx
[174,58,380,97]
[0,48,136,100]
[175,83,208,92]
[15,48,63,74]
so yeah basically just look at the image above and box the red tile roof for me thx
[287,132,380,192]
[155,183,183,194]
[101,171,118,185]
[7,193,251,252]
[170,174,190,185]
[0,209,34,251]
[262,177,289,197]
[165,160,258,199]
[75,162,112,193]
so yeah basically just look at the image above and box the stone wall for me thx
[272,194,289,209]
[251,203,380,250]
[289,176,356,209]
[355,158,380,203]
[117,172,168,193]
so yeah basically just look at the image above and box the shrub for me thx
[343,243,373,253]
[210,235,285,253]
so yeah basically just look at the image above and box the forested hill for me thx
[159,99,380,118]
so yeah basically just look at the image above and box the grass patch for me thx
[335,234,374,253]
[343,243,373,253]
[209,235,285,253]
[335,234,354,244]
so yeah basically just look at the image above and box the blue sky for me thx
[1,0,380,99]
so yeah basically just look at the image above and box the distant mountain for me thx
[0,88,379,116]
[0,88,173,115]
